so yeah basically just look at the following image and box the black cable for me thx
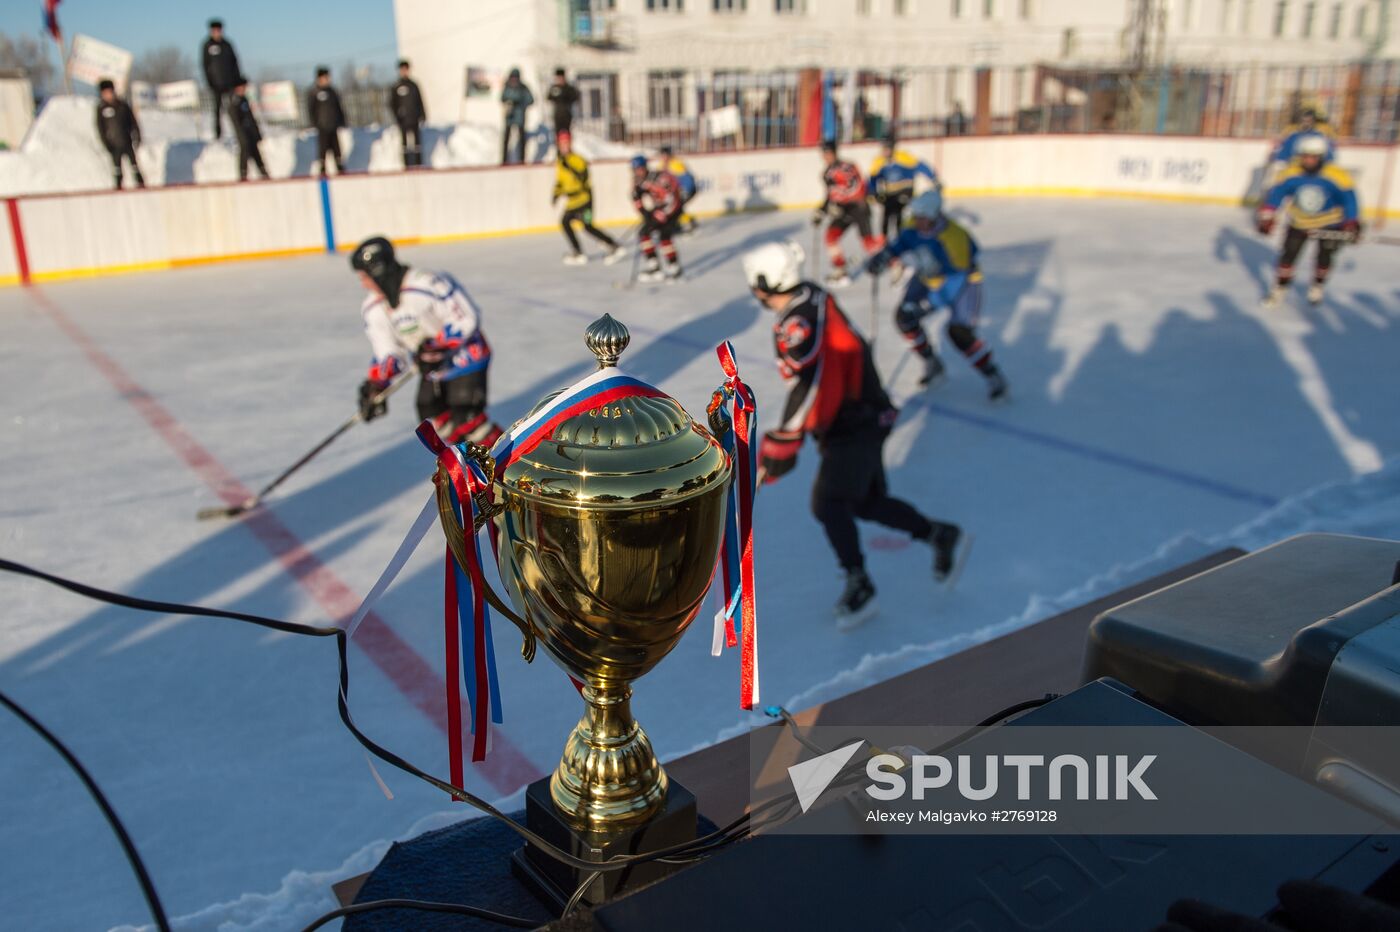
[976,694,1058,727]
[0,689,171,932]
[0,558,765,873]
[299,897,538,932]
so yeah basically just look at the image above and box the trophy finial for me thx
[585,314,630,369]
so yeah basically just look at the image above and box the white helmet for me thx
[1296,134,1329,158]
[743,240,805,294]
[909,187,944,221]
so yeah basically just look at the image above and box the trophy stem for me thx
[550,682,668,832]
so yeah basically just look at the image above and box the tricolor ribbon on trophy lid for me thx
[708,340,761,710]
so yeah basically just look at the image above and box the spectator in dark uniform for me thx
[307,67,346,176]
[230,76,269,181]
[390,59,427,168]
[500,67,533,164]
[201,19,241,140]
[95,79,144,189]
[546,68,579,150]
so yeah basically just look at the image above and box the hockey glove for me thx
[1340,219,1362,242]
[358,380,389,421]
[1254,206,1276,235]
[864,250,892,276]
[759,430,802,484]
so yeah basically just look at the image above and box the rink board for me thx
[3,134,1397,286]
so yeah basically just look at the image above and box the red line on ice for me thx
[30,289,540,796]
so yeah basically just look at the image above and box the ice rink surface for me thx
[2,198,1399,930]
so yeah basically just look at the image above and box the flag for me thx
[42,0,61,41]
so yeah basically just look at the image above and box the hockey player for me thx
[95,80,144,190]
[866,189,1008,401]
[814,141,881,287]
[307,67,346,177]
[390,60,426,169]
[1272,108,1338,166]
[631,154,684,283]
[1256,134,1361,308]
[658,144,698,233]
[868,134,938,243]
[744,240,964,628]
[554,134,625,266]
[230,76,269,182]
[351,237,504,447]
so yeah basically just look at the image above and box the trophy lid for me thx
[498,315,729,508]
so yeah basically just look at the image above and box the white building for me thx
[394,0,1398,138]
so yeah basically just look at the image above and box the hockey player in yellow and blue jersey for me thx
[1255,133,1361,307]
[865,189,1008,402]
[868,134,939,242]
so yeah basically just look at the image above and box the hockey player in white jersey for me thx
[351,236,504,446]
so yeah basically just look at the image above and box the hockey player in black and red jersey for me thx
[744,240,966,629]
[351,237,504,447]
[814,140,882,288]
[631,154,684,283]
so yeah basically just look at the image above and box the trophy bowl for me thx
[489,315,731,832]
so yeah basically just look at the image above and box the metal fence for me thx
[556,59,1400,153]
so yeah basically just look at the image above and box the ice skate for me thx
[1261,284,1287,309]
[931,523,971,587]
[563,252,588,267]
[986,369,1009,403]
[1307,282,1325,305]
[834,569,878,631]
[604,245,627,265]
[919,352,947,389]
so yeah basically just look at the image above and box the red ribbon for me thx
[715,341,761,710]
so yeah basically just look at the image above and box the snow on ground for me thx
[0,95,629,197]
[2,198,1400,930]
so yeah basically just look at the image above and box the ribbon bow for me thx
[708,341,761,710]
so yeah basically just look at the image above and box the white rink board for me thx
[0,207,16,283]
[4,135,1397,284]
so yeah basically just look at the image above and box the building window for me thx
[713,0,745,9]
[648,70,685,117]
[1019,0,1032,18]
[952,0,963,18]
[983,0,994,17]
[894,0,909,14]
[1272,0,1287,35]
[1220,0,1233,31]
[1300,0,1315,34]
[1240,0,1253,32]
[774,0,802,11]
[1355,3,1370,37]
[645,0,683,10]
[1181,0,1193,29]
[1327,2,1342,36]
[857,0,871,14]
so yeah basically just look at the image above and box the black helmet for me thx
[820,139,837,154]
[351,236,408,307]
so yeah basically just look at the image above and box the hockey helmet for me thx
[743,240,805,295]
[351,236,409,308]
[630,154,648,171]
[909,188,944,222]
[1296,134,1329,159]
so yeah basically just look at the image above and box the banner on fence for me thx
[157,80,200,110]
[259,81,299,121]
[706,105,742,139]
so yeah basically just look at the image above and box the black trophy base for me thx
[510,775,697,912]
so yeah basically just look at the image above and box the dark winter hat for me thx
[659,144,673,156]
[554,67,566,77]
[508,67,521,80]
[97,79,115,92]
[398,59,410,69]
[209,19,223,29]
[233,75,249,88]
[316,66,330,78]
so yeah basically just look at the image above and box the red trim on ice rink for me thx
[6,198,30,285]
[29,289,541,797]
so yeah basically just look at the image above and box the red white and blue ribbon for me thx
[709,341,761,710]
[417,423,502,783]
[489,367,666,468]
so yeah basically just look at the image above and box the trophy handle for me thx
[433,450,538,664]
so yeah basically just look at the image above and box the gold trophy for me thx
[436,314,731,907]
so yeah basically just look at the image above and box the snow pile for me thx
[0,96,634,197]
[154,457,1400,932]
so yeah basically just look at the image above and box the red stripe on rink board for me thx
[6,198,30,285]
[29,289,541,797]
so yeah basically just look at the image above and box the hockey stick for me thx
[1307,228,1400,246]
[615,227,644,290]
[196,369,417,520]
[869,268,880,349]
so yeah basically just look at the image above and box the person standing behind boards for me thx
[201,19,241,140]
[95,79,144,189]
[390,59,427,168]
[307,67,346,176]
[500,67,533,165]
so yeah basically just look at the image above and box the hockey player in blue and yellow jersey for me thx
[1256,133,1361,307]
[1271,108,1338,166]
[868,135,939,242]
[866,189,1008,401]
